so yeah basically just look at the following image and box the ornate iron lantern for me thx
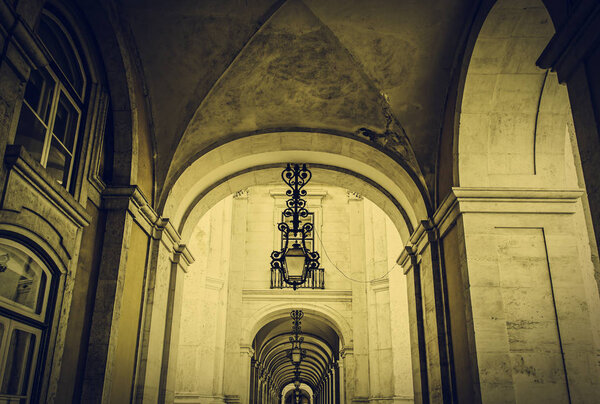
[270,164,320,289]
[289,310,305,403]
[287,310,306,366]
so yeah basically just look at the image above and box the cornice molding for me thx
[270,187,328,201]
[242,289,351,302]
[397,187,585,273]
[4,145,90,227]
[240,344,255,357]
[103,186,194,267]
[173,244,194,272]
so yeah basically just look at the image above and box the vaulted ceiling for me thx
[253,315,340,391]
[118,0,478,196]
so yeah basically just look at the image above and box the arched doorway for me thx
[172,178,415,403]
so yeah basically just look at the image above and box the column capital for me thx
[240,344,255,357]
[233,188,249,199]
[347,190,363,201]
[340,347,353,358]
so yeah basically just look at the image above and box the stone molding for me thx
[370,277,389,292]
[242,288,352,302]
[173,392,226,403]
[2,146,91,270]
[398,187,585,273]
[85,89,109,198]
[239,345,254,357]
[205,276,225,290]
[270,187,328,202]
[346,191,363,201]
[0,0,48,78]
[173,244,194,272]
[537,0,600,82]
[4,145,91,228]
[233,188,248,199]
[340,347,353,358]
[102,186,194,266]
[223,394,241,403]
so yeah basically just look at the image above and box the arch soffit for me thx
[259,335,333,365]
[283,383,313,400]
[180,165,414,243]
[77,0,147,186]
[162,132,428,241]
[454,0,569,189]
[242,303,352,350]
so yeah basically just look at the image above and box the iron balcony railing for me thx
[270,268,325,289]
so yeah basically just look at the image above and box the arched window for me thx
[13,7,88,191]
[0,238,57,403]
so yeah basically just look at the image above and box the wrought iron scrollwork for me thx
[270,163,321,289]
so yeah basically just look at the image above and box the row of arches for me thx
[251,313,340,402]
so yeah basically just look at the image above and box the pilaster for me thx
[81,186,139,404]
[422,187,600,403]
[348,196,369,399]
[80,186,194,404]
[222,192,248,400]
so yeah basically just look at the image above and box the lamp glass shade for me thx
[285,243,306,278]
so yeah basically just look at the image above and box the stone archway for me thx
[172,179,416,403]
[436,0,600,402]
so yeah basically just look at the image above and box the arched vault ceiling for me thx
[120,0,476,196]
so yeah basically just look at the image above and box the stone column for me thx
[398,218,454,404]
[330,368,335,403]
[326,369,330,403]
[211,196,233,401]
[240,346,254,404]
[159,244,193,404]
[137,216,193,404]
[338,360,345,404]
[331,370,335,404]
[249,360,256,404]
[81,187,144,404]
[223,191,248,401]
[347,194,369,400]
[340,349,354,402]
[398,248,428,404]
[318,383,323,404]
[255,363,260,404]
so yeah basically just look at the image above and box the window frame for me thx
[0,239,53,323]
[0,237,59,404]
[13,8,89,192]
[0,319,42,403]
